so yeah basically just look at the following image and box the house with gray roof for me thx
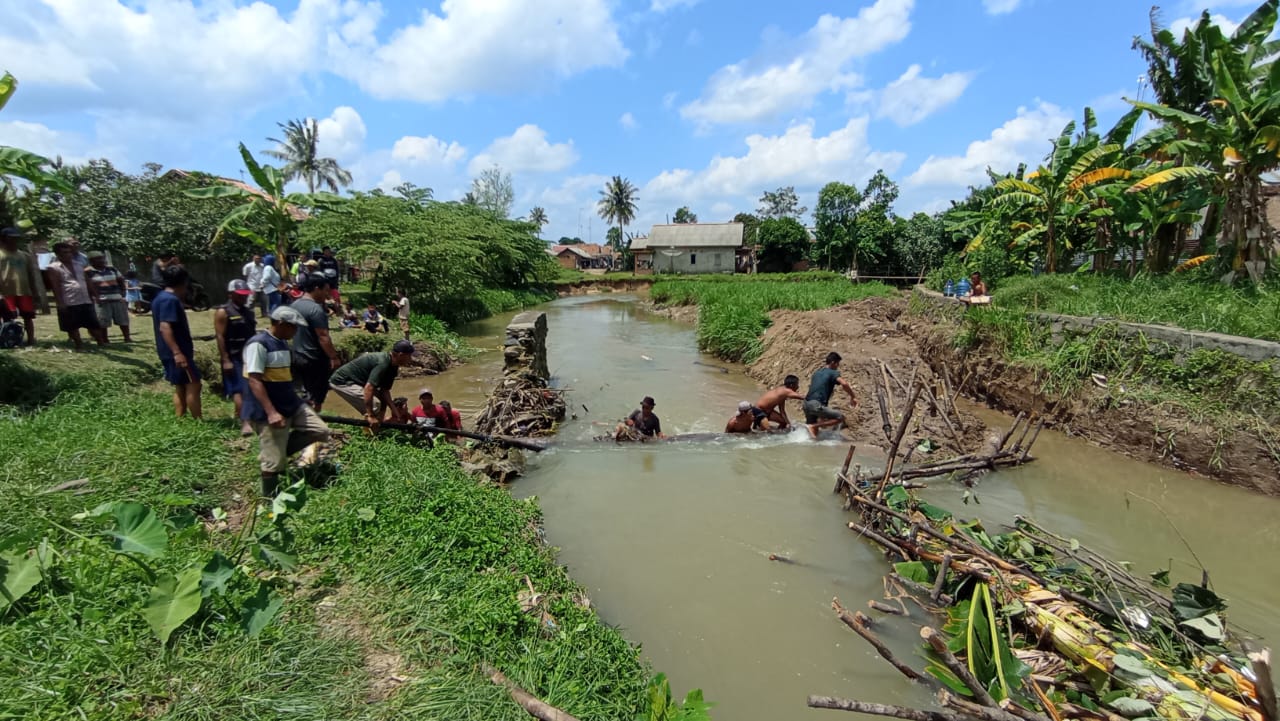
[631,222,747,275]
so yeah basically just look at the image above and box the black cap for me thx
[392,339,416,355]
[0,227,24,238]
[641,396,655,407]
[300,273,330,291]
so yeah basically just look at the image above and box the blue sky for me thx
[0,0,1260,242]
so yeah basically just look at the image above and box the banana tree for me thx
[1129,0,1280,282]
[0,73,75,228]
[185,143,342,271]
[990,109,1132,272]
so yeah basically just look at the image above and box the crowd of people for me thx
[615,351,858,442]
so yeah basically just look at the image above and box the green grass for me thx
[990,274,1280,342]
[651,274,897,362]
[0,357,682,720]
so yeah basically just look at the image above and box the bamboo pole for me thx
[832,599,930,683]
[319,415,548,452]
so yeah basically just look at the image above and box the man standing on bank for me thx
[803,352,858,438]
[215,280,258,435]
[85,251,132,343]
[291,274,341,411]
[153,265,201,419]
[329,339,417,430]
[242,306,331,496]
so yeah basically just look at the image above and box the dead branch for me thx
[921,626,996,706]
[832,599,931,684]
[807,696,967,721]
[485,665,581,721]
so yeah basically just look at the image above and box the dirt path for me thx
[747,296,990,457]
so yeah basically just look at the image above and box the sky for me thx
[0,0,1264,243]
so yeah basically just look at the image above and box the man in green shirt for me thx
[803,351,858,438]
[328,339,416,429]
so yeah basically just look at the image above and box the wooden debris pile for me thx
[473,377,566,438]
[811,464,1275,721]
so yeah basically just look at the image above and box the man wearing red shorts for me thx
[0,228,40,346]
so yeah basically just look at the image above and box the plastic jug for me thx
[943,279,954,297]
[956,278,971,297]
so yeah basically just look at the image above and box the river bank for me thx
[0,320,672,720]
[657,289,1278,495]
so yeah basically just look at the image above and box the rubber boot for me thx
[261,472,280,497]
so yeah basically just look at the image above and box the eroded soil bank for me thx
[738,295,1278,495]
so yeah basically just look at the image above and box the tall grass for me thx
[992,274,1280,342]
[651,275,897,362]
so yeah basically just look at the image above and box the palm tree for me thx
[597,176,639,252]
[528,206,548,237]
[1129,0,1280,281]
[264,118,353,194]
[990,109,1132,272]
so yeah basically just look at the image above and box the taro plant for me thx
[0,481,310,644]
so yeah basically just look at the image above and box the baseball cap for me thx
[738,401,752,412]
[227,279,252,296]
[641,396,656,407]
[392,339,417,355]
[86,250,106,259]
[0,227,24,238]
[418,388,433,398]
[303,258,320,267]
[269,305,307,325]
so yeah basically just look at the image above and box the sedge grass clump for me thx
[651,276,896,362]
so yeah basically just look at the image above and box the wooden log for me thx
[849,522,908,560]
[921,626,997,706]
[931,553,952,602]
[1019,421,1044,463]
[882,363,897,423]
[485,665,581,721]
[996,413,1026,452]
[319,415,547,452]
[807,696,967,721]
[1011,415,1034,453]
[876,384,894,442]
[832,599,931,684]
[836,445,857,493]
[888,573,954,606]
[1250,649,1277,721]
[868,600,906,616]
[877,382,924,499]
[942,693,1046,721]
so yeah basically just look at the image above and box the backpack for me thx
[0,319,24,349]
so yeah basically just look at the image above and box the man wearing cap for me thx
[85,251,132,343]
[215,279,258,435]
[291,273,341,411]
[46,241,105,351]
[726,401,757,434]
[615,396,664,440]
[0,227,40,346]
[242,305,331,496]
[328,339,417,430]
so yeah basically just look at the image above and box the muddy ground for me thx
[735,296,1278,496]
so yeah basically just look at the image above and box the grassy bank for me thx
[978,275,1280,342]
[651,274,896,362]
[0,356,703,720]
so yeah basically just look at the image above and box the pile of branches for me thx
[473,371,566,439]
[810,482,1276,721]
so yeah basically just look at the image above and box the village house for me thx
[631,222,747,275]
[546,243,616,271]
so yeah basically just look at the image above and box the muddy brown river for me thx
[414,295,1280,721]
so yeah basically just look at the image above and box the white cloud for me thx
[652,0,700,12]
[907,101,1071,188]
[982,0,1023,15]
[0,120,86,163]
[646,117,905,204]
[391,136,468,167]
[1169,13,1239,37]
[468,125,578,175]
[376,170,404,193]
[619,112,638,131]
[680,0,913,126]
[328,0,628,102]
[316,106,367,162]
[877,65,973,126]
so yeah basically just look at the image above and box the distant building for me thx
[546,243,615,271]
[631,222,747,275]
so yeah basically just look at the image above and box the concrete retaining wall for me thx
[503,311,550,380]
[911,286,1280,363]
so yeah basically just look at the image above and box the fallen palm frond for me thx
[813,482,1271,721]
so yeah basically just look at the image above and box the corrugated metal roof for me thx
[632,223,744,250]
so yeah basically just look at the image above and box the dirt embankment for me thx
[747,296,991,458]
[555,278,654,296]
[742,295,1278,495]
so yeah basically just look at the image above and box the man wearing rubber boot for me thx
[242,306,332,496]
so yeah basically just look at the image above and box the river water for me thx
[419,295,1280,721]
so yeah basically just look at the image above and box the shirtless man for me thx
[751,375,805,430]
[725,401,756,433]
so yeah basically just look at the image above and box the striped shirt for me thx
[86,266,125,301]
[241,330,303,420]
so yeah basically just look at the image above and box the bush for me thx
[333,330,390,362]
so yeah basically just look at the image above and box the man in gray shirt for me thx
[290,273,340,410]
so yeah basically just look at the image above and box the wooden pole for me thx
[485,665,581,721]
[319,415,547,452]
[876,384,893,442]
[996,413,1025,452]
[849,522,908,560]
[832,599,931,684]
[807,696,967,721]
[931,553,952,602]
[876,381,924,499]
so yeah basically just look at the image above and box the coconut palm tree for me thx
[264,118,353,194]
[597,176,639,252]
[528,206,548,237]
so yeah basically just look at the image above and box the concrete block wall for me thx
[502,311,550,380]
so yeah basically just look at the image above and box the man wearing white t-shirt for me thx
[242,254,267,317]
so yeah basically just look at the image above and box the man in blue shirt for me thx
[242,305,332,496]
[152,265,201,419]
[803,351,858,438]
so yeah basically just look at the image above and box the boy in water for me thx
[725,401,756,434]
[751,374,806,430]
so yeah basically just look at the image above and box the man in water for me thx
[751,374,805,430]
[615,396,664,440]
[725,401,756,434]
[803,352,858,438]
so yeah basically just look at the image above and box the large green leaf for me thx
[199,552,236,598]
[110,503,168,557]
[239,582,284,637]
[1171,583,1226,621]
[144,567,203,644]
[255,541,297,571]
[0,72,15,113]
[0,549,42,611]
[238,143,276,196]
[1179,613,1226,642]
[184,185,250,199]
